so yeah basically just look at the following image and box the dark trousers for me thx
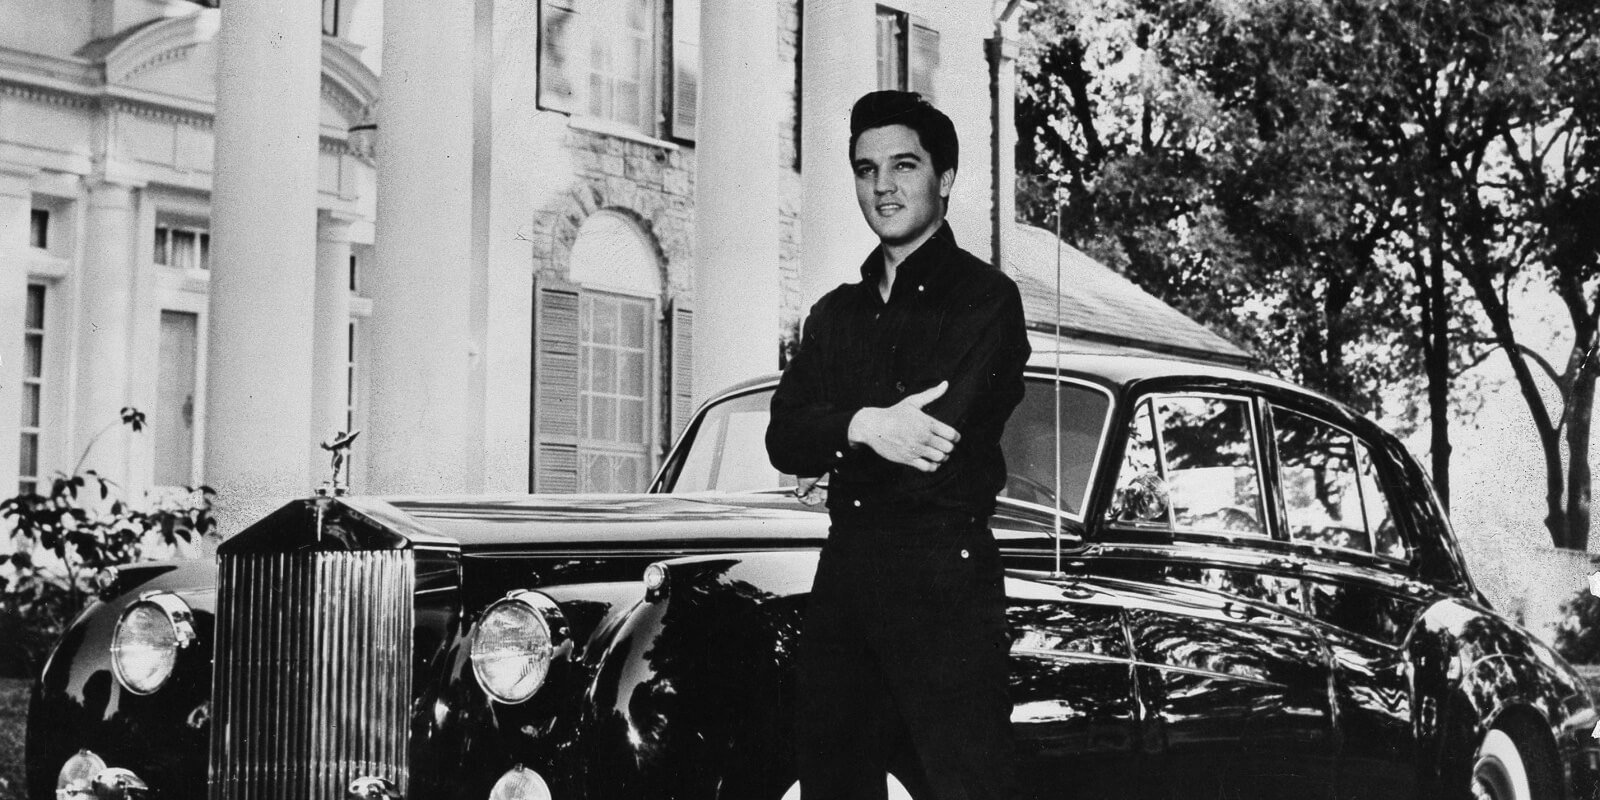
[796,516,1015,800]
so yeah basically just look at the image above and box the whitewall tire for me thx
[1472,728,1533,800]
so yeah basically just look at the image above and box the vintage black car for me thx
[25,351,1600,800]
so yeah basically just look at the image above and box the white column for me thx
[694,0,783,404]
[989,29,1019,272]
[75,179,140,479]
[799,0,877,306]
[207,0,322,532]
[480,0,539,493]
[0,167,31,492]
[310,211,355,484]
[366,0,476,494]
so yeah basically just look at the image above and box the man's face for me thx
[852,124,954,249]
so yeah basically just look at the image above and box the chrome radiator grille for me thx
[210,551,415,799]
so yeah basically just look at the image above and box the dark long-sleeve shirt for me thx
[766,223,1031,526]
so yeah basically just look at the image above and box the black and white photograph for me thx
[0,0,1597,798]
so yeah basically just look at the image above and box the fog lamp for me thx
[55,749,106,798]
[92,767,149,800]
[471,591,568,704]
[111,592,196,695]
[488,766,553,800]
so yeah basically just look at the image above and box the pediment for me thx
[103,7,220,103]
[98,9,378,130]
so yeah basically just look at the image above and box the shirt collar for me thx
[858,222,962,302]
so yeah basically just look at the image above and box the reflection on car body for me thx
[23,351,1600,800]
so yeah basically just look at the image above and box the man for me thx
[766,91,1030,800]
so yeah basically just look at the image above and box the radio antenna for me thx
[1052,200,1064,579]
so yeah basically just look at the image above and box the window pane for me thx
[24,335,42,378]
[1358,443,1404,559]
[199,232,211,270]
[154,227,169,265]
[594,298,618,345]
[997,381,1111,515]
[18,432,38,477]
[596,349,618,394]
[1110,399,1166,527]
[30,209,48,249]
[593,396,617,441]
[620,351,645,396]
[1158,396,1265,535]
[25,285,44,329]
[622,300,647,347]
[1274,408,1368,552]
[620,398,645,444]
[171,230,197,269]
[876,9,905,90]
[22,384,40,428]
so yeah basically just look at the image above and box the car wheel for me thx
[778,774,915,800]
[1471,729,1532,800]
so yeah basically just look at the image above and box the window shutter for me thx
[668,300,694,439]
[670,0,699,140]
[533,279,582,492]
[539,0,582,113]
[909,16,940,101]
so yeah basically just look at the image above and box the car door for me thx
[1005,586,1151,799]
[1266,402,1429,798]
[1103,392,1338,799]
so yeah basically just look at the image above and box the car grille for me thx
[209,550,415,799]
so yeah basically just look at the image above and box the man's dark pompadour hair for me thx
[848,90,959,176]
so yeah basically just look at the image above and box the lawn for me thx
[0,677,26,800]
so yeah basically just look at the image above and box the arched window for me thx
[534,211,683,494]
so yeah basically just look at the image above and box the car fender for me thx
[576,550,818,800]
[1409,597,1598,798]
[25,557,217,799]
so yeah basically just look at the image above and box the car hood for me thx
[377,492,828,552]
[219,492,1067,556]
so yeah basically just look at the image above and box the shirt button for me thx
[960,549,970,559]
[852,500,862,508]
[834,450,844,459]
[917,284,925,292]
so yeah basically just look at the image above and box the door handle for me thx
[1266,557,1305,573]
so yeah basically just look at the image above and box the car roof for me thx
[720,349,1332,409]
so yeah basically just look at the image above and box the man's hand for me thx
[794,475,827,506]
[847,381,960,472]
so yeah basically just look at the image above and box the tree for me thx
[1018,0,1597,546]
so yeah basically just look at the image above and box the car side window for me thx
[1357,441,1404,560]
[1112,394,1267,536]
[1272,406,1405,561]
[1273,408,1368,551]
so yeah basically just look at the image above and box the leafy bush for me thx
[1555,586,1600,665]
[0,408,214,677]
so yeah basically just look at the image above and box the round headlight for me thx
[489,766,553,800]
[471,591,567,704]
[56,749,106,795]
[111,592,195,695]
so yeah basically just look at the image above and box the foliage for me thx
[0,677,26,799]
[1555,588,1600,664]
[0,408,215,676]
[1016,0,1600,547]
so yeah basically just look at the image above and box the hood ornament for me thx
[314,430,360,545]
[318,430,361,498]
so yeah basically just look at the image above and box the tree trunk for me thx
[1425,211,1452,510]
[1567,355,1595,551]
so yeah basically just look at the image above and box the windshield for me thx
[660,377,1113,518]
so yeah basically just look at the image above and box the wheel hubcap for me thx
[1473,754,1515,800]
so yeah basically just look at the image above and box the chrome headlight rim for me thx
[471,590,569,705]
[110,591,197,696]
